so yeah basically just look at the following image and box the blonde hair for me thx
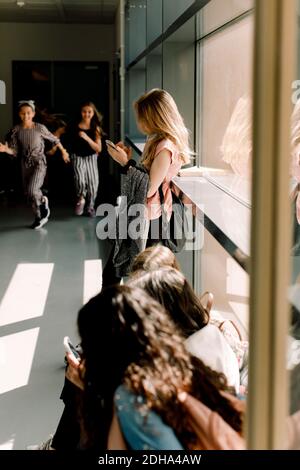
[220,95,252,178]
[134,89,192,171]
[130,245,180,274]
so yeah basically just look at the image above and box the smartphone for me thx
[63,336,81,361]
[105,139,119,150]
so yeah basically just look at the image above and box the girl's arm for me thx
[147,149,172,198]
[0,128,19,156]
[46,144,58,157]
[40,125,70,163]
[0,142,15,156]
[78,128,102,153]
[56,142,70,163]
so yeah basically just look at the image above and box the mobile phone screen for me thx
[105,140,118,150]
[64,336,81,360]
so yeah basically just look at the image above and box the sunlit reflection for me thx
[0,328,39,394]
[0,263,54,327]
[83,259,102,304]
[0,435,15,450]
[226,258,249,297]
[229,301,249,333]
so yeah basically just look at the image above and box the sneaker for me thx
[40,196,50,220]
[87,206,96,218]
[27,435,54,450]
[75,198,85,216]
[30,216,48,230]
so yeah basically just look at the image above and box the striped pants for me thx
[72,154,99,208]
[22,161,47,217]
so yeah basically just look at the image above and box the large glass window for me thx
[126,59,146,139]
[196,5,254,352]
[197,0,254,38]
[163,17,196,143]
[146,45,162,90]
[163,0,195,31]
[146,0,162,45]
[126,0,147,65]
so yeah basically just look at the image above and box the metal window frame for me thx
[247,0,295,449]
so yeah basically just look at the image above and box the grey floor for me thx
[0,200,110,450]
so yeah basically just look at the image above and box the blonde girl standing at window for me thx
[103,88,192,286]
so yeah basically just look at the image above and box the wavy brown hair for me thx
[130,245,180,273]
[77,285,242,450]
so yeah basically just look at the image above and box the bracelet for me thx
[121,159,136,174]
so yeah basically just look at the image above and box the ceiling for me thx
[0,0,119,24]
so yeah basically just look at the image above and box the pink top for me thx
[146,139,182,221]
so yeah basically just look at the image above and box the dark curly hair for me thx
[77,285,242,450]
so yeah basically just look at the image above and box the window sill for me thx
[173,174,251,272]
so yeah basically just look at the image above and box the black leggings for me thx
[101,217,162,288]
[51,378,81,450]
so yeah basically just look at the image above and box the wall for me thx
[0,22,115,138]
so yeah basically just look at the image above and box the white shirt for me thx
[185,324,240,393]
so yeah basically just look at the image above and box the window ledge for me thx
[173,175,251,271]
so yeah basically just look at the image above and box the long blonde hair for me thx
[134,89,192,171]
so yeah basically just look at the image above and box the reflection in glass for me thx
[288,2,300,445]
[220,95,252,179]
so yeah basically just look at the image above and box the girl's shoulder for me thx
[154,138,180,163]
[10,124,22,136]
[34,122,47,131]
[155,138,176,153]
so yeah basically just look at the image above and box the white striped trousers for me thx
[72,154,99,207]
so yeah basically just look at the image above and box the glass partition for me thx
[197,0,254,39]
[126,0,147,65]
[126,59,146,139]
[163,0,195,31]
[146,45,162,90]
[196,5,254,370]
[163,17,196,143]
[146,0,162,45]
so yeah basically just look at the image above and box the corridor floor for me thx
[0,200,108,449]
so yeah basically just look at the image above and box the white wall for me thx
[0,22,115,137]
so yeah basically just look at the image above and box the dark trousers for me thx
[101,217,162,288]
[101,244,122,288]
[51,378,81,450]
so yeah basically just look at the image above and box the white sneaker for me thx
[40,196,50,220]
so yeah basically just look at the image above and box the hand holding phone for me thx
[105,140,119,151]
[63,336,81,362]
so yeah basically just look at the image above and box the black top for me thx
[68,127,97,157]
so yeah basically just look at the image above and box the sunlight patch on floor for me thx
[0,328,39,394]
[0,263,54,327]
[83,259,102,304]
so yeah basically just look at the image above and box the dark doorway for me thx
[11,60,112,205]
[12,61,109,133]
